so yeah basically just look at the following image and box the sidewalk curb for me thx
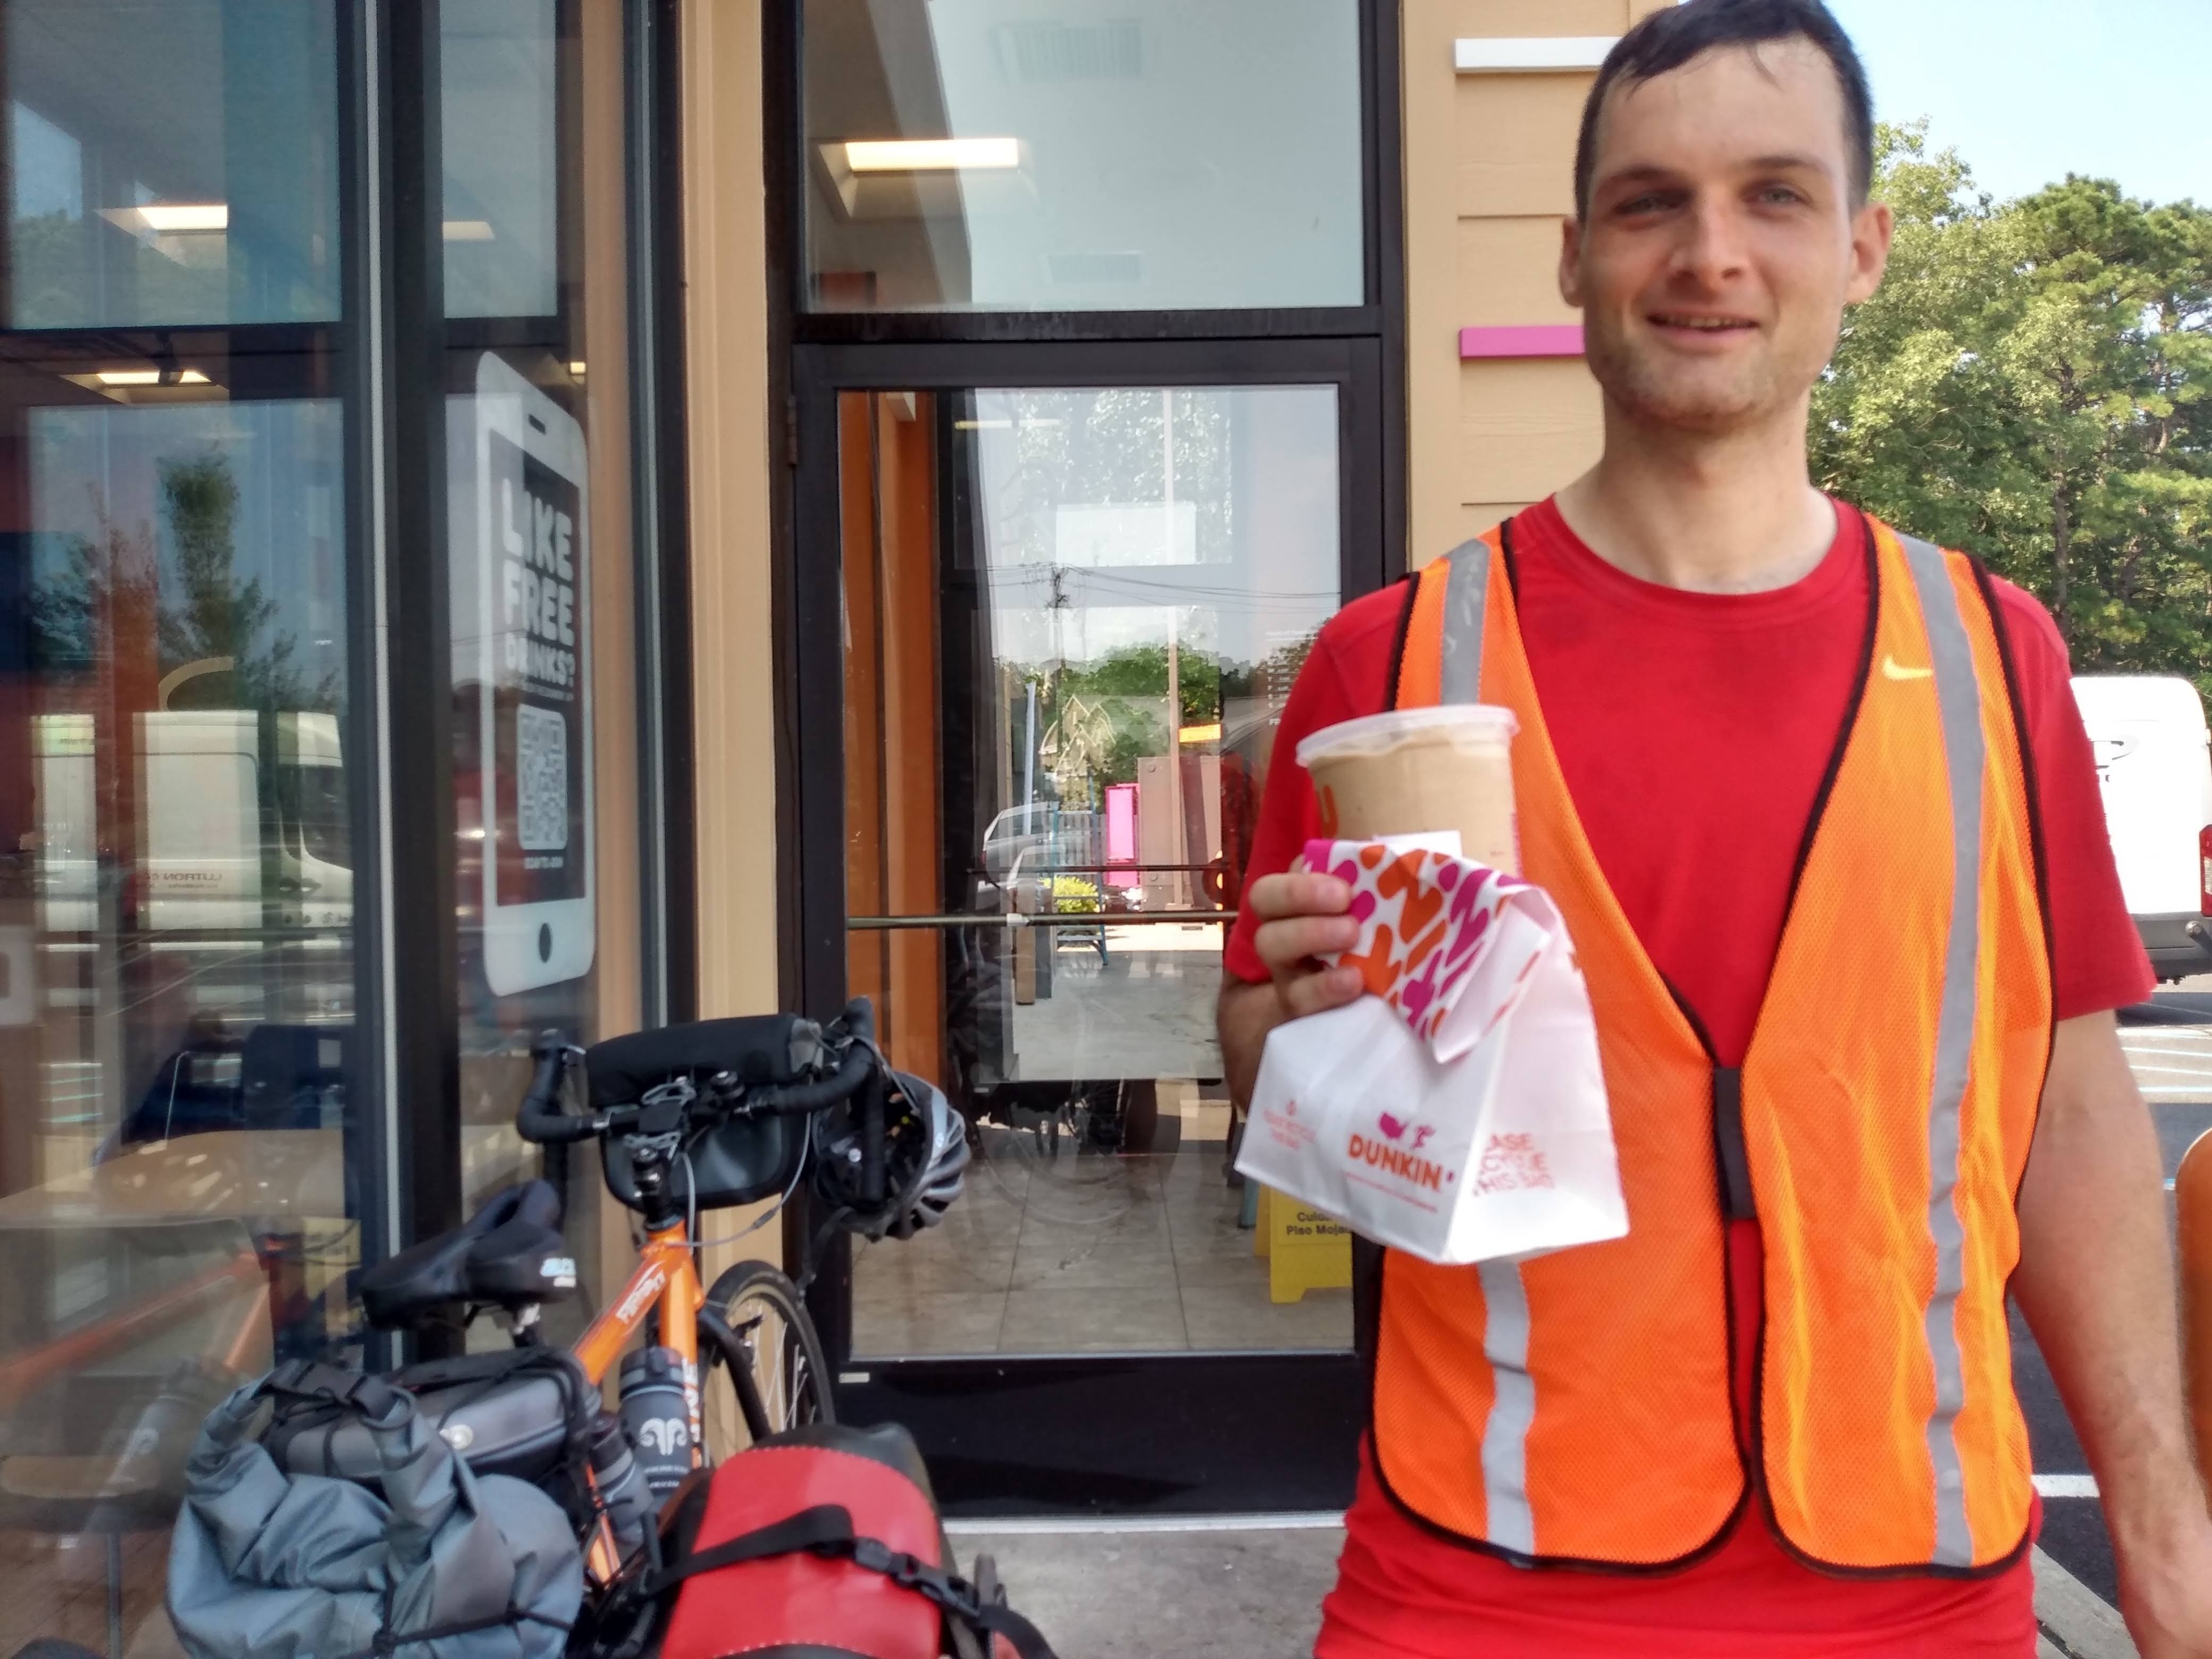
[2034,1547,2137,1659]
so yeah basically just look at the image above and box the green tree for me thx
[1814,124,2212,691]
[156,453,335,714]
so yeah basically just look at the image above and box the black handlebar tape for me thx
[515,1041,591,1144]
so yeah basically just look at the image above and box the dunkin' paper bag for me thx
[1236,843,1626,1266]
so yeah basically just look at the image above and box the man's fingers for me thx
[1255,912,1360,973]
[1279,965,1365,1021]
[1246,870,1353,921]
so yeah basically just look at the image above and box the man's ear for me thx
[1560,216,1587,309]
[1845,198,1894,305]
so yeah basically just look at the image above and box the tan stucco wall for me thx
[1404,0,1675,564]
[679,0,783,1275]
[681,0,778,1022]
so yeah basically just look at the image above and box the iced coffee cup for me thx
[1295,705,1521,873]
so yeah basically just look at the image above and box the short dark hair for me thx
[1573,0,1875,217]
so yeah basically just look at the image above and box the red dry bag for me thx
[643,1423,1055,1659]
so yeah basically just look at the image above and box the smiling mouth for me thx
[1648,313,1758,334]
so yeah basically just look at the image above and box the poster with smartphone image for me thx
[474,351,594,995]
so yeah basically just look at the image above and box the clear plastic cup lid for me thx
[1295,704,1519,768]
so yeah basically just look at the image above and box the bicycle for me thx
[356,998,899,1588]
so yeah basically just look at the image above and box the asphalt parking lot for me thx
[2021,982,2212,1607]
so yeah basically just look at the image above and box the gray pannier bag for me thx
[166,1361,583,1659]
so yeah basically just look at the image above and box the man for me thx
[1217,3,2212,1654]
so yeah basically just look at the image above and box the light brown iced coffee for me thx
[1295,706,1520,873]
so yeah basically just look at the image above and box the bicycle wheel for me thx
[697,1260,834,1463]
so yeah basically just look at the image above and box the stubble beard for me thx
[1584,324,1790,439]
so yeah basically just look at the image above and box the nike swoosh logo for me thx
[1881,656,1934,681]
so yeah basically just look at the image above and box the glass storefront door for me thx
[788,343,1385,1515]
[840,385,1350,1360]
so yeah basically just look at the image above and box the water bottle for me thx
[587,1409,653,1559]
[617,1345,694,1501]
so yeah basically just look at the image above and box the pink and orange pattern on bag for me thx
[1305,837,1537,1054]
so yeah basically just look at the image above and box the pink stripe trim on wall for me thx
[1460,324,1585,359]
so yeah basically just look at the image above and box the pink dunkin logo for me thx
[1348,1118,1452,1192]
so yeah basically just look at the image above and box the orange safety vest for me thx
[1371,512,2052,1573]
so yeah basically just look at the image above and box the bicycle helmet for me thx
[813,1065,971,1241]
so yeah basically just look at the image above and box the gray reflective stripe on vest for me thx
[1477,1257,1537,1554]
[1436,539,1534,1549]
[1899,533,1985,1568]
[1437,538,1490,705]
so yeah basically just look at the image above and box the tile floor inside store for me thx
[0,1526,177,1658]
[850,1120,1354,1359]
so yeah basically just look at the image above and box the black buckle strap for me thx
[641,1503,860,1598]
[334,1606,573,1659]
[643,1503,1062,1659]
[264,1360,406,1423]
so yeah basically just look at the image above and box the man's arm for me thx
[2013,1010,2212,1657]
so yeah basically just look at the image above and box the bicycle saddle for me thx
[359,1179,578,1331]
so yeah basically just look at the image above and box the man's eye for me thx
[1757,186,1805,206]
[1617,194,1668,215]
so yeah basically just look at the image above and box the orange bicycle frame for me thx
[567,1218,706,1581]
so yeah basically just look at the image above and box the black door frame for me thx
[766,1,1404,1517]
[784,343,1383,1516]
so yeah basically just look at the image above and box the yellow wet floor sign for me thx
[1252,1185,1352,1303]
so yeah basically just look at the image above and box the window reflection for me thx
[4,0,341,329]
[0,378,359,1640]
[442,0,559,320]
[0,10,355,1643]
[802,0,1364,313]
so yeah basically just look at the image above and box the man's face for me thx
[1562,41,1892,437]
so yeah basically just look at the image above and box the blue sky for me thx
[1826,0,2208,207]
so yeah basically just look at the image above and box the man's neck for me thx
[1553,397,1837,595]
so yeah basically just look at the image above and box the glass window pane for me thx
[442,0,559,319]
[0,305,360,1644]
[442,0,642,1338]
[802,0,1364,313]
[4,0,341,328]
[841,385,1348,1358]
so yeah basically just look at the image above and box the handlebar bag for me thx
[604,1422,1057,1659]
[167,1362,582,1659]
[589,1016,819,1214]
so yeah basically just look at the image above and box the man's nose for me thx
[1669,194,1750,289]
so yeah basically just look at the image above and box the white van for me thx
[2072,674,2212,982]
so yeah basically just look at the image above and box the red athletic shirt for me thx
[1225,497,2154,1658]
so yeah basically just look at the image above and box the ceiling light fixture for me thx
[843,138,1020,173]
[135,202,228,232]
[95,368,212,387]
[99,202,229,234]
[442,219,496,241]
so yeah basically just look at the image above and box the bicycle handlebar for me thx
[515,1035,593,1144]
[512,999,881,1145]
[741,999,877,1116]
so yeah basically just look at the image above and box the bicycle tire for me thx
[697,1260,834,1464]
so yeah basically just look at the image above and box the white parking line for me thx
[2033,1474,2098,1499]
[946,1511,1347,1537]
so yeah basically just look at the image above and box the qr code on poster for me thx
[516,704,569,852]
